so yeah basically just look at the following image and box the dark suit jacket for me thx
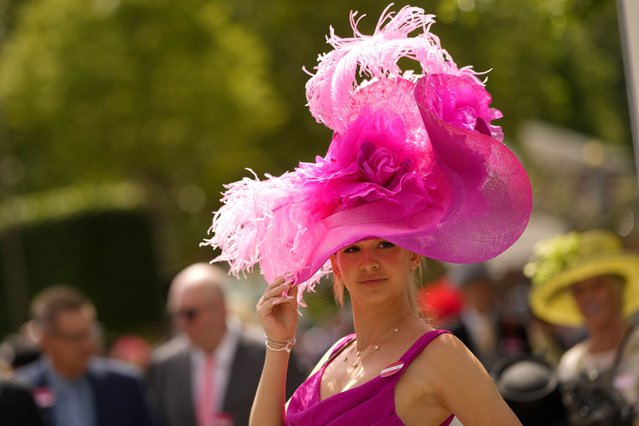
[449,313,531,371]
[0,378,44,426]
[15,357,159,426]
[148,330,306,426]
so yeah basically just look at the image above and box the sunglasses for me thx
[174,307,211,322]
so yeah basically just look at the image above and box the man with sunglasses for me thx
[15,285,159,426]
[147,263,305,426]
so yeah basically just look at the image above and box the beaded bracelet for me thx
[265,336,297,353]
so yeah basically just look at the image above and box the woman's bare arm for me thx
[249,278,299,426]
[250,349,292,426]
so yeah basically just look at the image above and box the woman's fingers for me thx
[273,280,299,304]
[261,277,292,303]
[271,284,298,305]
[256,278,299,343]
[257,277,291,312]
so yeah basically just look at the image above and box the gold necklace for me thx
[345,311,415,368]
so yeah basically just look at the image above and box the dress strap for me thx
[399,329,451,365]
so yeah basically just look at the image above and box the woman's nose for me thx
[359,250,380,271]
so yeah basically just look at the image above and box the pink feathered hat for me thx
[202,5,532,296]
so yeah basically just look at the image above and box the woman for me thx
[252,239,522,425]
[526,230,639,425]
[203,5,532,425]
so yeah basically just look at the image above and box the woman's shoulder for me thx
[624,325,639,353]
[413,330,472,364]
[396,330,508,424]
[401,330,473,383]
[407,329,499,395]
[411,328,464,353]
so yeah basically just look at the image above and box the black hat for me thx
[491,355,569,426]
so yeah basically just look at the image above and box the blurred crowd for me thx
[0,229,638,426]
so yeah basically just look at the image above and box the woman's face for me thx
[331,238,420,305]
[570,275,624,328]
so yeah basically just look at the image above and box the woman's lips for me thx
[358,276,387,285]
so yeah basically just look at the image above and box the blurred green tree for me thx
[232,0,629,149]
[232,0,632,237]
[1,0,630,249]
[432,0,629,147]
[0,0,285,266]
[0,0,633,331]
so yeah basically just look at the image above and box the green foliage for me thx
[0,0,633,328]
[0,0,284,193]
[229,0,630,167]
[0,0,27,42]
[430,0,628,145]
[1,0,631,211]
[0,181,145,230]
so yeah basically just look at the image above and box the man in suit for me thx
[15,285,159,426]
[0,378,44,426]
[447,263,531,371]
[147,263,306,426]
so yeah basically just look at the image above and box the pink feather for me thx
[305,5,477,134]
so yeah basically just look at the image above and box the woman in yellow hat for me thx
[527,229,639,425]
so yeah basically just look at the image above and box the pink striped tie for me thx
[197,356,216,426]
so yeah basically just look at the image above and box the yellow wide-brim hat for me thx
[526,230,639,327]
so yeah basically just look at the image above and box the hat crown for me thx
[577,230,623,256]
[526,230,624,286]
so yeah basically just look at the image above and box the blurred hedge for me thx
[0,209,164,338]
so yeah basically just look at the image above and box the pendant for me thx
[352,350,363,367]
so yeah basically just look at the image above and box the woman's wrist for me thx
[265,335,297,353]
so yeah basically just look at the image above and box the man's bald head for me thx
[168,263,230,352]
[168,263,228,310]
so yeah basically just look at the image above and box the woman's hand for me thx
[250,277,299,426]
[256,277,299,342]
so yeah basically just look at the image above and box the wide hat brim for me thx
[292,78,532,285]
[530,253,639,327]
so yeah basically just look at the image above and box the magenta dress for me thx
[286,329,455,426]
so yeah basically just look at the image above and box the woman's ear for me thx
[330,255,341,279]
[410,253,421,268]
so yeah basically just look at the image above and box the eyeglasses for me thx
[171,301,221,323]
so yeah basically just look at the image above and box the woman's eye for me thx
[343,246,360,253]
[379,241,395,249]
